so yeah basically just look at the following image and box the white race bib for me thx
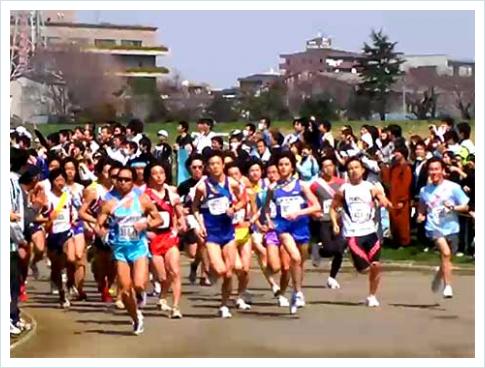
[349,203,371,223]
[322,199,332,214]
[119,225,139,241]
[158,211,171,230]
[233,208,246,224]
[279,197,302,218]
[207,197,229,216]
[269,201,277,219]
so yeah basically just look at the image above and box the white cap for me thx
[361,132,373,148]
[157,129,168,138]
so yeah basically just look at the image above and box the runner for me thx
[62,157,87,300]
[42,168,76,308]
[192,150,244,318]
[251,160,291,307]
[417,157,469,298]
[144,161,186,318]
[96,166,162,335]
[269,151,321,314]
[78,158,115,302]
[225,162,252,310]
[329,157,394,307]
[309,156,346,289]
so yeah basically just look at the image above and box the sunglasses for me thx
[117,177,132,183]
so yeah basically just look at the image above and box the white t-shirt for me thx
[340,181,377,237]
[193,132,216,153]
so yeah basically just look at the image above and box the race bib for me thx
[119,224,139,241]
[322,199,332,214]
[349,203,371,223]
[186,214,199,230]
[279,197,302,218]
[269,201,277,219]
[233,208,246,224]
[158,211,171,230]
[207,197,229,216]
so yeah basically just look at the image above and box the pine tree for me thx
[358,29,404,121]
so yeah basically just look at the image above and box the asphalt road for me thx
[11,258,475,358]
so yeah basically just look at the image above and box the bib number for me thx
[269,202,277,219]
[350,203,371,223]
[208,197,229,216]
[233,208,246,224]
[158,211,171,230]
[279,197,302,218]
[119,225,139,241]
[322,199,332,214]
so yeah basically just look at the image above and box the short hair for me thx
[128,141,138,151]
[427,157,445,170]
[256,138,267,147]
[211,136,224,147]
[94,157,112,175]
[224,161,241,175]
[178,121,189,132]
[440,116,455,128]
[206,149,224,163]
[144,160,169,184]
[101,125,113,134]
[139,137,152,151]
[275,150,297,170]
[443,130,459,143]
[415,140,427,149]
[293,117,309,129]
[185,153,204,170]
[118,166,137,180]
[387,124,402,138]
[345,156,364,171]
[245,123,256,134]
[126,118,144,134]
[320,120,332,131]
[198,118,214,129]
[260,116,271,128]
[48,168,67,184]
[319,155,338,168]
[394,145,409,160]
[113,123,126,135]
[47,132,60,146]
[456,122,471,139]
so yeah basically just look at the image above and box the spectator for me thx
[174,121,193,153]
[252,138,271,165]
[153,129,172,163]
[193,118,216,153]
[456,121,475,158]
[296,144,319,182]
[257,116,272,147]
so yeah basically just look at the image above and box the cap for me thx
[157,129,168,138]
[230,129,242,137]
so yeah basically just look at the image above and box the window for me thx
[94,39,116,47]
[121,40,142,47]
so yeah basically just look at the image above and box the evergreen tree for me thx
[358,29,404,121]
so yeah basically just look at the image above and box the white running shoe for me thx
[170,307,183,319]
[133,311,144,335]
[68,286,79,299]
[294,292,306,308]
[115,299,125,310]
[61,299,71,309]
[219,306,232,319]
[277,295,290,307]
[51,282,59,295]
[61,271,68,284]
[271,284,281,297]
[365,295,380,308]
[326,277,341,289]
[443,285,453,299]
[236,298,252,310]
[431,268,444,293]
[10,321,22,336]
[158,298,172,312]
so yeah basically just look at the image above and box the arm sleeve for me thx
[452,184,470,206]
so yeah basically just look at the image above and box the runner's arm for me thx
[297,182,321,217]
[372,186,394,209]
[79,187,98,224]
[140,194,163,230]
[330,190,343,234]
[192,183,207,236]
[95,201,111,238]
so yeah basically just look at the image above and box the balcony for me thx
[116,66,169,77]
[85,44,169,56]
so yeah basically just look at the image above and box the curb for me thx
[10,309,37,351]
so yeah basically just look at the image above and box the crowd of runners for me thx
[10,116,475,335]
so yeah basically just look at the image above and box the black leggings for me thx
[315,221,347,278]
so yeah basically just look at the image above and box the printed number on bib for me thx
[233,208,245,224]
[119,225,139,241]
[208,197,229,216]
[269,201,277,219]
[322,199,332,214]
[350,203,371,223]
[158,211,171,230]
[279,197,302,218]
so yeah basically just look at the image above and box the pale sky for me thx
[77,10,475,89]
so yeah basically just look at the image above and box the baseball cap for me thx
[157,129,168,138]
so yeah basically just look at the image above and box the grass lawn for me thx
[29,120,475,145]
[380,246,474,266]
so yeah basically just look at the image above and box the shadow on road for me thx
[77,319,127,325]
[389,303,444,310]
[84,329,134,336]
[308,300,363,307]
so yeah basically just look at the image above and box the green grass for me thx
[30,120,474,145]
[380,246,474,266]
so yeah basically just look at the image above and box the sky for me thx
[77,10,475,89]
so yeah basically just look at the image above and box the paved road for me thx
[12,259,474,358]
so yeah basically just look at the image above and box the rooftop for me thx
[280,48,365,59]
[44,21,157,31]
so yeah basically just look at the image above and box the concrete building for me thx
[401,54,474,77]
[279,35,365,76]
[238,70,282,95]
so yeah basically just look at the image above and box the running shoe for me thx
[46,257,51,268]
[219,306,232,319]
[294,291,306,308]
[271,284,281,297]
[170,307,183,319]
[235,298,252,310]
[289,294,298,315]
[50,281,59,295]
[19,283,28,302]
[137,292,147,309]
[277,295,290,307]
[431,267,444,293]
[16,318,32,331]
[61,299,71,309]
[200,277,212,287]
[30,263,39,280]
[102,287,113,303]
[158,298,172,312]
[115,299,125,310]
[68,286,79,299]
[241,290,253,304]
[154,281,161,295]
[188,262,198,285]
[326,277,341,289]
[365,295,380,307]
[10,320,22,336]
[133,311,144,335]
[443,285,453,299]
